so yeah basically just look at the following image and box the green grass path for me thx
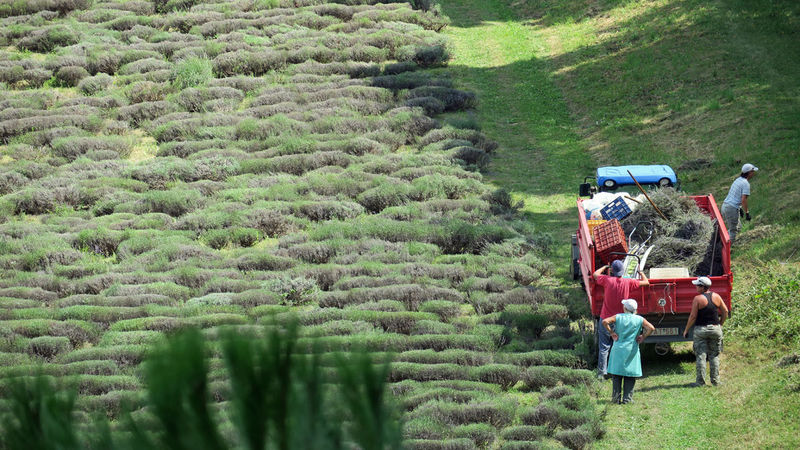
[439,0,594,271]
[595,343,800,449]
[439,0,800,447]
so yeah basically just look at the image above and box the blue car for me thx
[596,165,677,190]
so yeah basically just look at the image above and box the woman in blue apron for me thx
[602,299,655,404]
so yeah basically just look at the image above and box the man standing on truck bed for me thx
[721,163,758,241]
[593,259,650,380]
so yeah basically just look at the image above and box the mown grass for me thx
[596,342,800,449]
[439,0,800,446]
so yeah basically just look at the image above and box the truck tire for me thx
[592,318,600,364]
[658,177,672,187]
[570,234,581,280]
[602,179,617,190]
[571,258,581,281]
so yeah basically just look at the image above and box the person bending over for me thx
[721,163,757,241]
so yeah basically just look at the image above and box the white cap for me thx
[692,276,712,287]
[741,163,758,173]
[621,299,638,312]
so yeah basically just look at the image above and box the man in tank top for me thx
[683,276,729,386]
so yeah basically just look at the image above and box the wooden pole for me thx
[627,170,667,221]
[623,195,642,204]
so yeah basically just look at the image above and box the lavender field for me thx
[0,1,599,448]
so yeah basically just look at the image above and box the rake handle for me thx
[627,170,667,221]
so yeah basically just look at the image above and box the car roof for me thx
[596,165,676,177]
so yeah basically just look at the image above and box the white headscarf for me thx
[621,299,638,313]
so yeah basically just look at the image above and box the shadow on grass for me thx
[636,382,699,393]
[443,0,800,33]
[442,0,641,28]
[636,345,696,384]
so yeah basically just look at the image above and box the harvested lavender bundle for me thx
[621,188,718,275]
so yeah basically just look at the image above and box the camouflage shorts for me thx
[693,324,723,384]
[721,203,740,240]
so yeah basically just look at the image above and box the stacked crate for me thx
[586,219,607,238]
[600,196,632,221]
[593,219,628,264]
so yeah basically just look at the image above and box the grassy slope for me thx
[520,0,800,262]
[439,0,800,446]
[597,343,800,449]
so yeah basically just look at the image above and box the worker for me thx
[603,299,655,404]
[721,163,758,241]
[683,276,728,386]
[593,259,650,380]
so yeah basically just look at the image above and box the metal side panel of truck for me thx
[574,194,732,343]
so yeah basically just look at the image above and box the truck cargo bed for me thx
[574,194,732,342]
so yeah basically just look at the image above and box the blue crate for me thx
[600,197,632,221]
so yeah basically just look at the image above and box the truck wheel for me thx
[654,343,670,356]
[570,234,581,280]
[602,179,617,190]
[592,318,600,363]
[658,177,672,187]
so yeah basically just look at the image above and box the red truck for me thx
[571,193,733,349]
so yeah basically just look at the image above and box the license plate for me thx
[652,327,679,336]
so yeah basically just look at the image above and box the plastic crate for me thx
[593,219,628,264]
[587,220,607,239]
[600,197,632,221]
